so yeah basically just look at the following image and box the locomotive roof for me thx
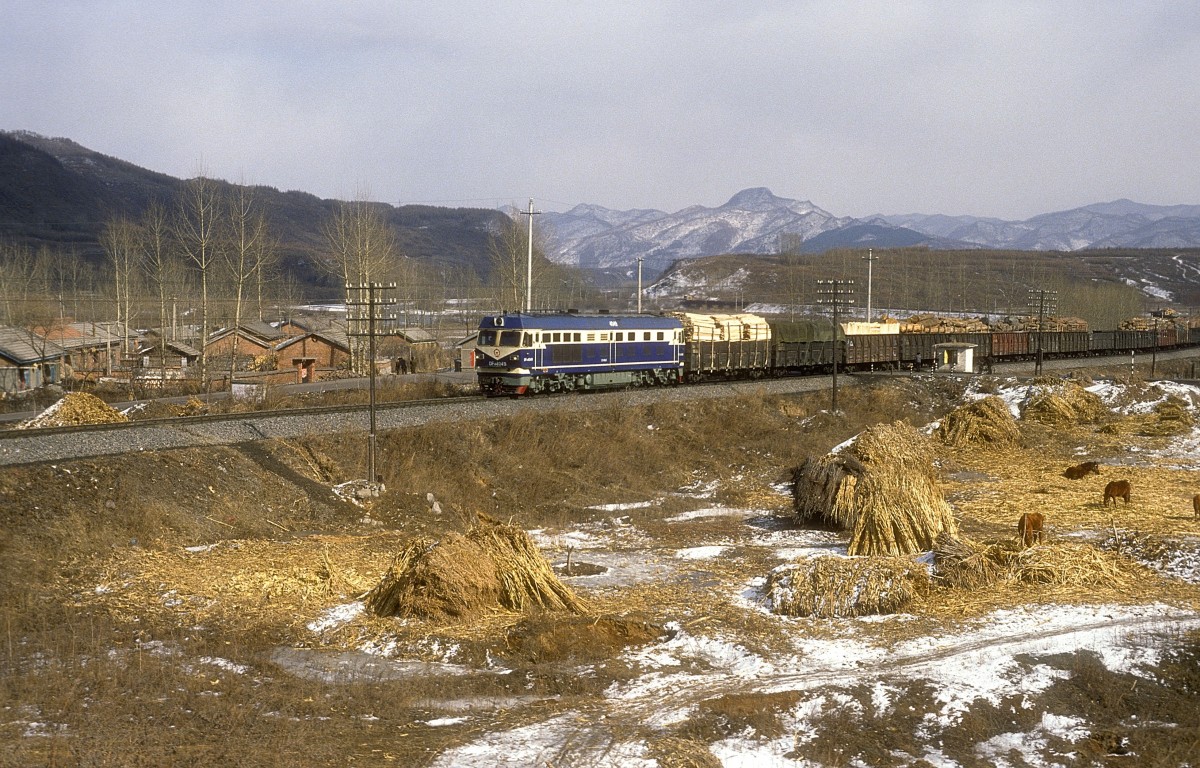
[478,313,682,331]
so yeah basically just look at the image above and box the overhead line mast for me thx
[519,198,541,312]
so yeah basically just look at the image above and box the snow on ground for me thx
[423,378,1200,767]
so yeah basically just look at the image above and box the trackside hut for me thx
[37,321,131,378]
[390,327,440,373]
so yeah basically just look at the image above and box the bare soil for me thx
[4,373,1200,766]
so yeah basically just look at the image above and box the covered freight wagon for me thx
[768,319,839,372]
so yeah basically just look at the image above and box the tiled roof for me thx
[0,326,66,364]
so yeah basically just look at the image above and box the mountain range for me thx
[5,129,1200,294]
[0,130,506,295]
[542,188,1200,277]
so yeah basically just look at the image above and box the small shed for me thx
[932,342,976,373]
[455,331,479,371]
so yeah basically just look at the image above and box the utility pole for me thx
[636,257,644,313]
[345,282,398,494]
[1027,288,1058,376]
[1151,315,1159,378]
[816,279,855,412]
[863,248,876,322]
[519,198,541,312]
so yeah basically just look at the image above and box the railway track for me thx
[0,376,840,467]
[3,345,1196,468]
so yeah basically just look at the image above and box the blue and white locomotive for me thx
[475,312,685,396]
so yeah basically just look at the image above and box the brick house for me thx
[274,329,351,382]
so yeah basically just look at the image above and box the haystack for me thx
[1007,542,1135,587]
[936,396,1019,448]
[792,421,958,555]
[933,533,1137,590]
[767,555,928,618]
[18,392,128,428]
[1140,395,1194,436]
[932,532,1005,589]
[365,517,587,621]
[1021,381,1108,425]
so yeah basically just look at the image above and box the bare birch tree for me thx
[175,172,222,387]
[223,184,268,383]
[323,197,398,372]
[100,216,141,357]
[139,200,180,379]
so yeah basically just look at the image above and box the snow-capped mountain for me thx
[543,188,856,274]
[879,200,1200,251]
[543,191,1200,280]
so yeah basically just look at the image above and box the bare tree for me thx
[100,216,141,360]
[323,196,399,372]
[175,172,222,387]
[252,228,279,322]
[139,200,181,381]
[487,210,552,312]
[323,197,397,286]
[222,184,269,383]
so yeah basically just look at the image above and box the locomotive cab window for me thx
[483,330,522,347]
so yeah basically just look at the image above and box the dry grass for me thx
[9,374,1200,765]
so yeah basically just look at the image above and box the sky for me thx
[3,1,1199,220]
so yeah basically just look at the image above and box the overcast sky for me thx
[3,2,1198,220]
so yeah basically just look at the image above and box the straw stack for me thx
[365,516,588,620]
[767,555,928,618]
[1021,381,1108,425]
[18,392,128,428]
[936,396,1020,448]
[933,533,1138,590]
[792,421,958,556]
[932,532,1005,589]
[1140,395,1194,436]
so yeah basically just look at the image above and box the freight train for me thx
[474,311,1191,396]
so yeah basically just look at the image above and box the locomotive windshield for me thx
[479,329,523,347]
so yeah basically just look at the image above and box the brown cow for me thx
[1062,461,1101,480]
[1193,493,1200,518]
[1103,480,1132,506]
[1017,512,1044,547]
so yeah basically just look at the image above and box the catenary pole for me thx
[520,199,541,312]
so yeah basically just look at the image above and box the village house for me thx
[37,321,132,380]
[0,326,66,394]
[274,328,351,382]
[204,322,287,369]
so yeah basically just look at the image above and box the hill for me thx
[0,131,507,296]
